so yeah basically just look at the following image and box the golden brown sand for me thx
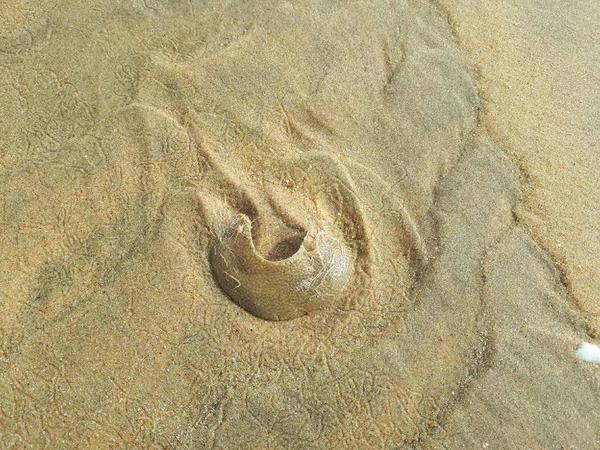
[0,1,598,448]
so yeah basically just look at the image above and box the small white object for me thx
[576,342,600,364]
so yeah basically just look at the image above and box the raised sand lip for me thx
[210,213,353,321]
[0,0,599,448]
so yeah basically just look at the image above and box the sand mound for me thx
[0,0,598,448]
[210,211,354,321]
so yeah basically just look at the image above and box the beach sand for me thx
[0,1,598,447]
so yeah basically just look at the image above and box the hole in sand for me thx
[266,235,305,261]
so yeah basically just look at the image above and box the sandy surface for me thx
[0,1,599,448]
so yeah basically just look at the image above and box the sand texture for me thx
[0,0,599,448]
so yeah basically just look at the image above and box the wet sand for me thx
[0,1,599,448]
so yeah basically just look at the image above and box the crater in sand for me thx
[211,214,354,321]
